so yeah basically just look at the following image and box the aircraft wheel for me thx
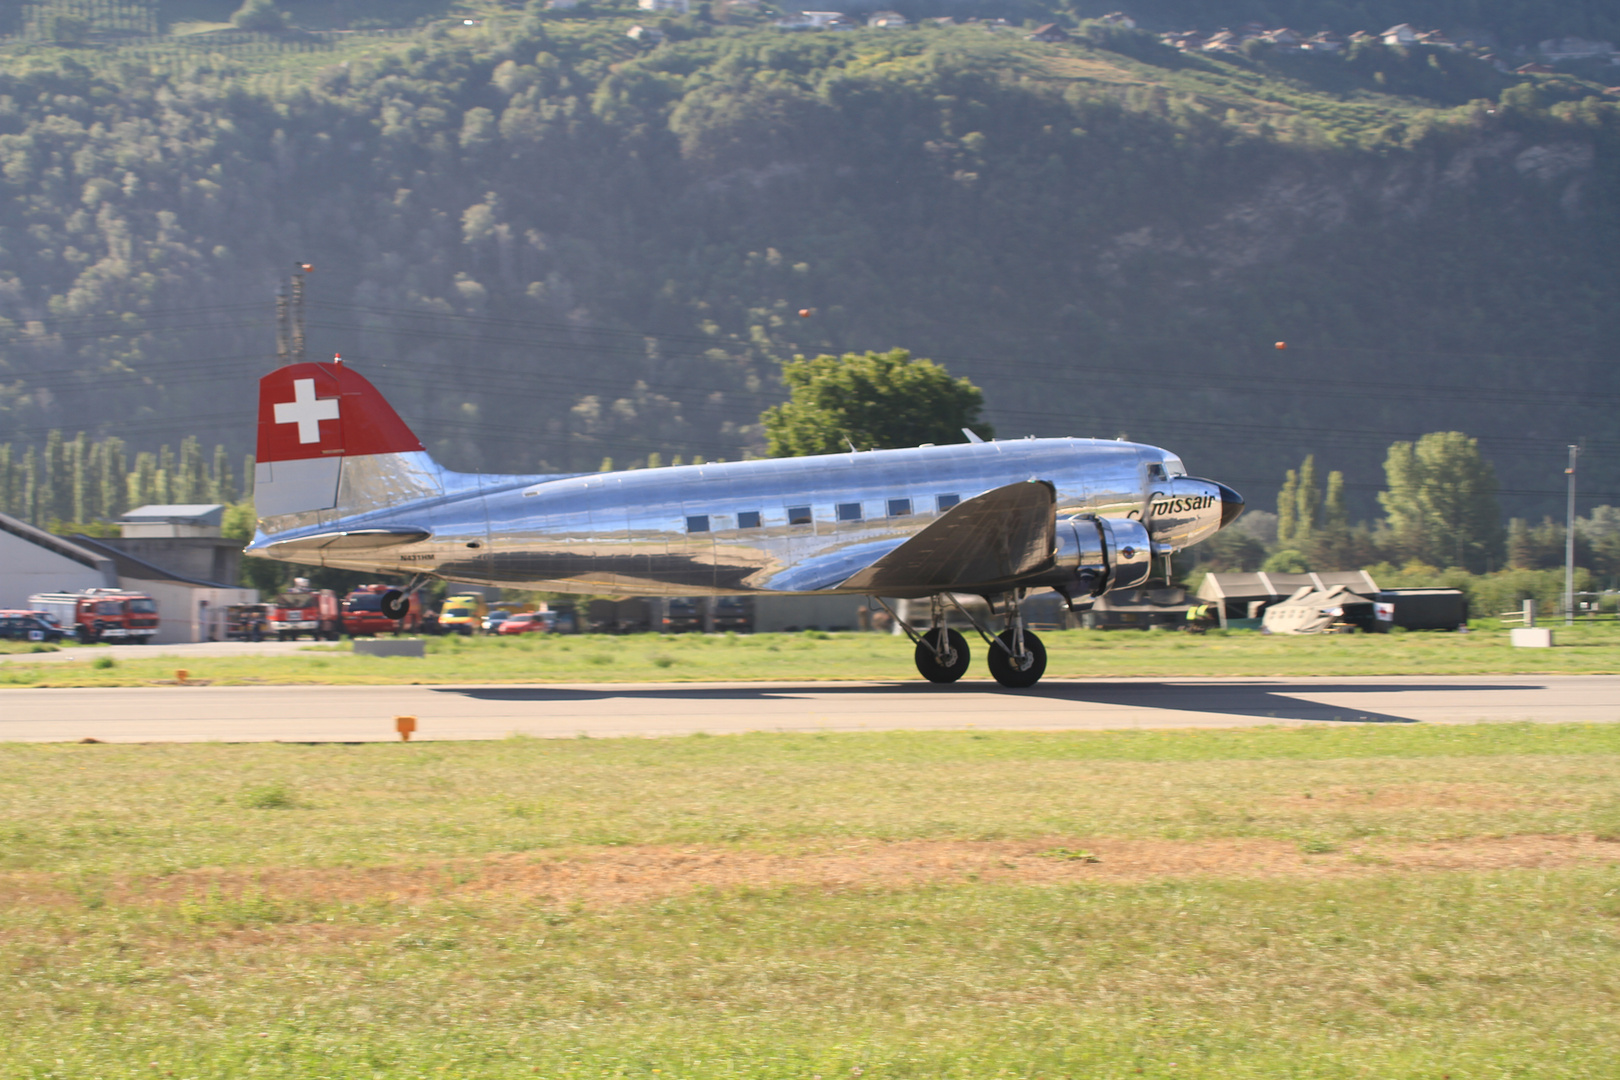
[987,629,1046,689]
[380,590,409,620]
[914,628,970,683]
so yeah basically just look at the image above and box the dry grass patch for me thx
[6,835,1616,919]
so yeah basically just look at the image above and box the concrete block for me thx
[353,638,426,658]
[1510,627,1554,648]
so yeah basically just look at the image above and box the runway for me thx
[1,675,1615,742]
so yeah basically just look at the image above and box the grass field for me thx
[3,722,1619,1077]
[2,620,1619,686]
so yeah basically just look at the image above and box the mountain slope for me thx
[0,14,1615,518]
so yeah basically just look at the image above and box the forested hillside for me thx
[0,4,1617,526]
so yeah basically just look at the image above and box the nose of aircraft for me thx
[1216,482,1245,528]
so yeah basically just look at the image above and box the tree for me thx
[1377,431,1503,572]
[1275,455,1321,549]
[231,0,288,31]
[762,349,992,457]
[1295,454,1320,542]
[1276,467,1298,548]
[45,14,89,44]
[1308,469,1357,570]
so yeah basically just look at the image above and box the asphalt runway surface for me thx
[2,675,1616,742]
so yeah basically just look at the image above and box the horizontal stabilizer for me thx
[258,528,431,558]
[838,480,1055,593]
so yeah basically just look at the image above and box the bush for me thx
[231,0,288,31]
[239,782,297,809]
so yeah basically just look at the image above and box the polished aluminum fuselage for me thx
[251,438,1221,596]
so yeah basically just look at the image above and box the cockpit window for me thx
[1147,463,1167,482]
[1163,456,1186,477]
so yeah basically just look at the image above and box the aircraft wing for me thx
[838,479,1056,593]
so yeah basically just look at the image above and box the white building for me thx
[638,0,691,13]
[776,11,848,29]
[0,512,118,608]
[1381,23,1419,46]
[69,535,257,645]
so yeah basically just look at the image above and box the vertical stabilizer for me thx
[254,360,436,525]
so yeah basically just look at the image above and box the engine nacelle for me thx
[1052,515,1153,596]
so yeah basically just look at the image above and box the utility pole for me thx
[290,262,311,364]
[274,288,289,365]
[275,263,313,367]
[1565,443,1579,625]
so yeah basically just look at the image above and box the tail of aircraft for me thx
[253,358,443,525]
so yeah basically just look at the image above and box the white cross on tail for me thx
[274,378,341,444]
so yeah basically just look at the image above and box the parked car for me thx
[0,610,67,643]
[483,609,515,634]
[497,612,550,635]
[662,598,703,633]
[711,596,753,633]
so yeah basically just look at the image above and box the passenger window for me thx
[686,515,710,533]
[836,503,863,522]
[737,511,761,529]
[787,506,813,526]
[936,494,960,512]
[888,498,912,517]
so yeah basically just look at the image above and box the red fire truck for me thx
[28,588,160,644]
[341,584,423,636]
[268,579,341,641]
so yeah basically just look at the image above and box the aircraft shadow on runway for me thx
[435,680,1542,726]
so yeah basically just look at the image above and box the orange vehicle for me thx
[341,584,423,636]
[28,588,159,644]
[268,579,341,640]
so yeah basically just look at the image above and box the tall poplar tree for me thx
[1276,468,1298,548]
[21,447,38,524]
[100,437,127,520]
[212,444,234,504]
[70,432,89,524]
[41,430,62,525]
[1294,454,1319,543]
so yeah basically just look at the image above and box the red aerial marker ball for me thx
[1274,341,1287,350]
[799,308,812,318]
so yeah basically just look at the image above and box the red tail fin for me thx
[254,360,425,520]
[256,359,422,464]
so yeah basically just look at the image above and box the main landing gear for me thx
[879,592,1048,689]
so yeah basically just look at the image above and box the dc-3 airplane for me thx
[247,358,1243,688]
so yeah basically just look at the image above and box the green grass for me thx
[4,621,1620,686]
[6,870,1620,1078]
[3,723,1620,1076]
[4,722,1620,875]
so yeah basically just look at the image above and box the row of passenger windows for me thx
[686,493,961,534]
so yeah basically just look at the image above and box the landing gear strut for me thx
[877,592,1046,688]
[913,595,969,683]
[974,591,1047,689]
[871,595,972,683]
[984,592,1049,683]
[381,574,431,622]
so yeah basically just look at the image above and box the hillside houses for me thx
[1160,20,1459,56]
[761,6,1619,73]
